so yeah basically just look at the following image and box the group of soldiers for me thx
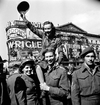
[0,13,100,105]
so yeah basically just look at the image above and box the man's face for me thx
[43,24,52,36]
[84,52,95,66]
[45,51,55,65]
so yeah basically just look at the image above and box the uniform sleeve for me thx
[15,77,27,105]
[26,21,43,38]
[71,72,80,105]
[49,69,70,98]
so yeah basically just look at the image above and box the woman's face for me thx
[22,64,33,76]
[45,51,55,65]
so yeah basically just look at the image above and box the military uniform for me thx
[71,63,100,105]
[7,73,41,105]
[43,65,70,105]
[26,21,63,65]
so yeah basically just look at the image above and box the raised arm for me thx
[21,13,43,38]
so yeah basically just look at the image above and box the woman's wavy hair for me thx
[42,47,56,57]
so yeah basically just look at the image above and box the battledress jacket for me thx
[43,65,70,105]
[71,63,100,105]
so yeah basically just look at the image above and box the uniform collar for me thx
[47,64,58,73]
[82,63,100,73]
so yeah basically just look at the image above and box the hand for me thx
[40,83,50,91]
[20,12,27,22]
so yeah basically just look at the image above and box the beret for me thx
[80,46,94,58]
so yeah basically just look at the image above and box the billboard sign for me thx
[7,38,42,66]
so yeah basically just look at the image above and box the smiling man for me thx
[71,46,100,105]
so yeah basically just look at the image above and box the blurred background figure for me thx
[67,58,76,75]
[0,55,10,105]
[0,56,8,78]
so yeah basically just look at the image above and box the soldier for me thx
[40,48,70,105]
[7,59,41,105]
[71,46,100,105]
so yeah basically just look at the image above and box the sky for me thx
[0,0,100,60]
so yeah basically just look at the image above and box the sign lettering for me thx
[7,39,42,49]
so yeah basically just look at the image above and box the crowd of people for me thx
[0,13,100,105]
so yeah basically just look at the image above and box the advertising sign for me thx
[7,39,42,64]
[6,20,42,68]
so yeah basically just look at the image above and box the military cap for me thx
[19,59,35,73]
[80,46,95,58]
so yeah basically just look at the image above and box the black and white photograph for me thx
[1,0,100,105]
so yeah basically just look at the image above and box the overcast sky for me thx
[0,0,100,60]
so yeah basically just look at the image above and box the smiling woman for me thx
[7,58,41,105]
[39,47,70,105]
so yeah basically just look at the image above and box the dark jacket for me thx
[71,63,100,105]
[7,73,41,105]
[0,75,10,105]
[44,65,70,105]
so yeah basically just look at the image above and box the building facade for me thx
[5,20,100,69]
[56,23,100,60]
